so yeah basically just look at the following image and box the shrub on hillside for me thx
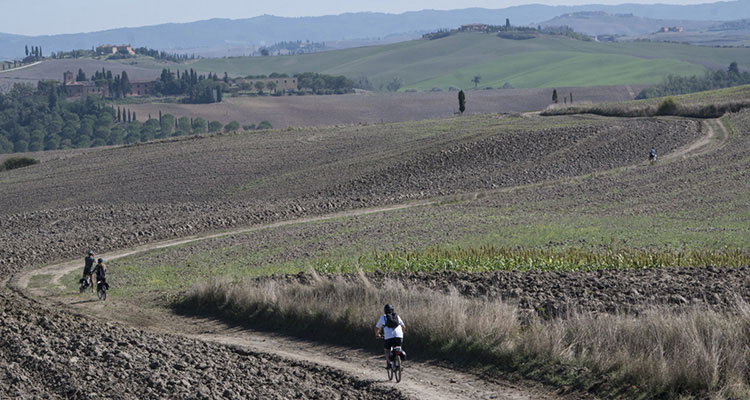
[257,121,273,130]
[1,157,39,171]
[208,121,224,133]
[224,121,240,132]
[657,97,679,115]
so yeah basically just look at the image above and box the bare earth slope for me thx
[0,112,733,399]
[0,115,701,271]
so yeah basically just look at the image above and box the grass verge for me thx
[177,277,750,399]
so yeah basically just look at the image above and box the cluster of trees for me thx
[552,89,574,104]
[422,29,452,40]
[133,47,197,63]
[49,49,93,59]
[0,82,238,154]
[237,72,353,95]
[264,40,327,55]
[23,45,43,62]
[78,68,133,98]
[48,47,195,62]
[154,68,225,103]
[421,23,592,42]
[636,62,750,99]
[295,72,354,94]
[537,26,593,41]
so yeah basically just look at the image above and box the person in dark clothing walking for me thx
[82,250,96,293]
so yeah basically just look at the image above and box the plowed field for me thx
[2,106,748,399]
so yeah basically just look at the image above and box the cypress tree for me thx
[458,90,466,114]
[117,107,121,122]
[25,45,28,56]
[552,89,558,104]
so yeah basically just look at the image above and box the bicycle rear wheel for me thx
[393,356,401,383]
[98,288,107,301]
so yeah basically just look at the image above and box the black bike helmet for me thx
[97,258,103,263]
[384,304,394,314]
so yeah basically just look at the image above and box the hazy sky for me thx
[1,0,716,36]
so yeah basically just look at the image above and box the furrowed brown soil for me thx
[0,114,701,272]
[124,85,644,128]
[1,109,743,399]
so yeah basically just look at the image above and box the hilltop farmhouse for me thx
[62,70,157,98]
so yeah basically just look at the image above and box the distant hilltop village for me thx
[657,26,684,33]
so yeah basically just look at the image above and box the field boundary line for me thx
[0,61,42,74]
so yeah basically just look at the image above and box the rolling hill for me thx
[1,0,749,59]
[539,11,719,36]
[190,33,750,90]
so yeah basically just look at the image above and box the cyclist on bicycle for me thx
[82,250,95,292]
[94,258,108,291]
[375,304,405,369]
[649,147,657,162]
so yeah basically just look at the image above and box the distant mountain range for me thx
[1,0,749,60]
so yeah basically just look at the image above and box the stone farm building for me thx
[63,71,109,97]
[130,81,157,96]
[63,71,157,98]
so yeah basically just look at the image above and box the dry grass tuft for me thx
[181,278,750,398]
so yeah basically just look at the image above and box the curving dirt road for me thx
[11,116,729,400]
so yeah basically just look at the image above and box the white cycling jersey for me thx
[376,314,405,340]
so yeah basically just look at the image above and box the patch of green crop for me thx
[312,245,750,274]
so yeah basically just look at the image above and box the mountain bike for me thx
[79,275,91,293]
[649,153,657,165]
[387,345,405,383]
[96,278,109,301]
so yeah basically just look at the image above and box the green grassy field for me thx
[188,33,749,90]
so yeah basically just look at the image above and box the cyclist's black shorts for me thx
[384,337,403,349]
